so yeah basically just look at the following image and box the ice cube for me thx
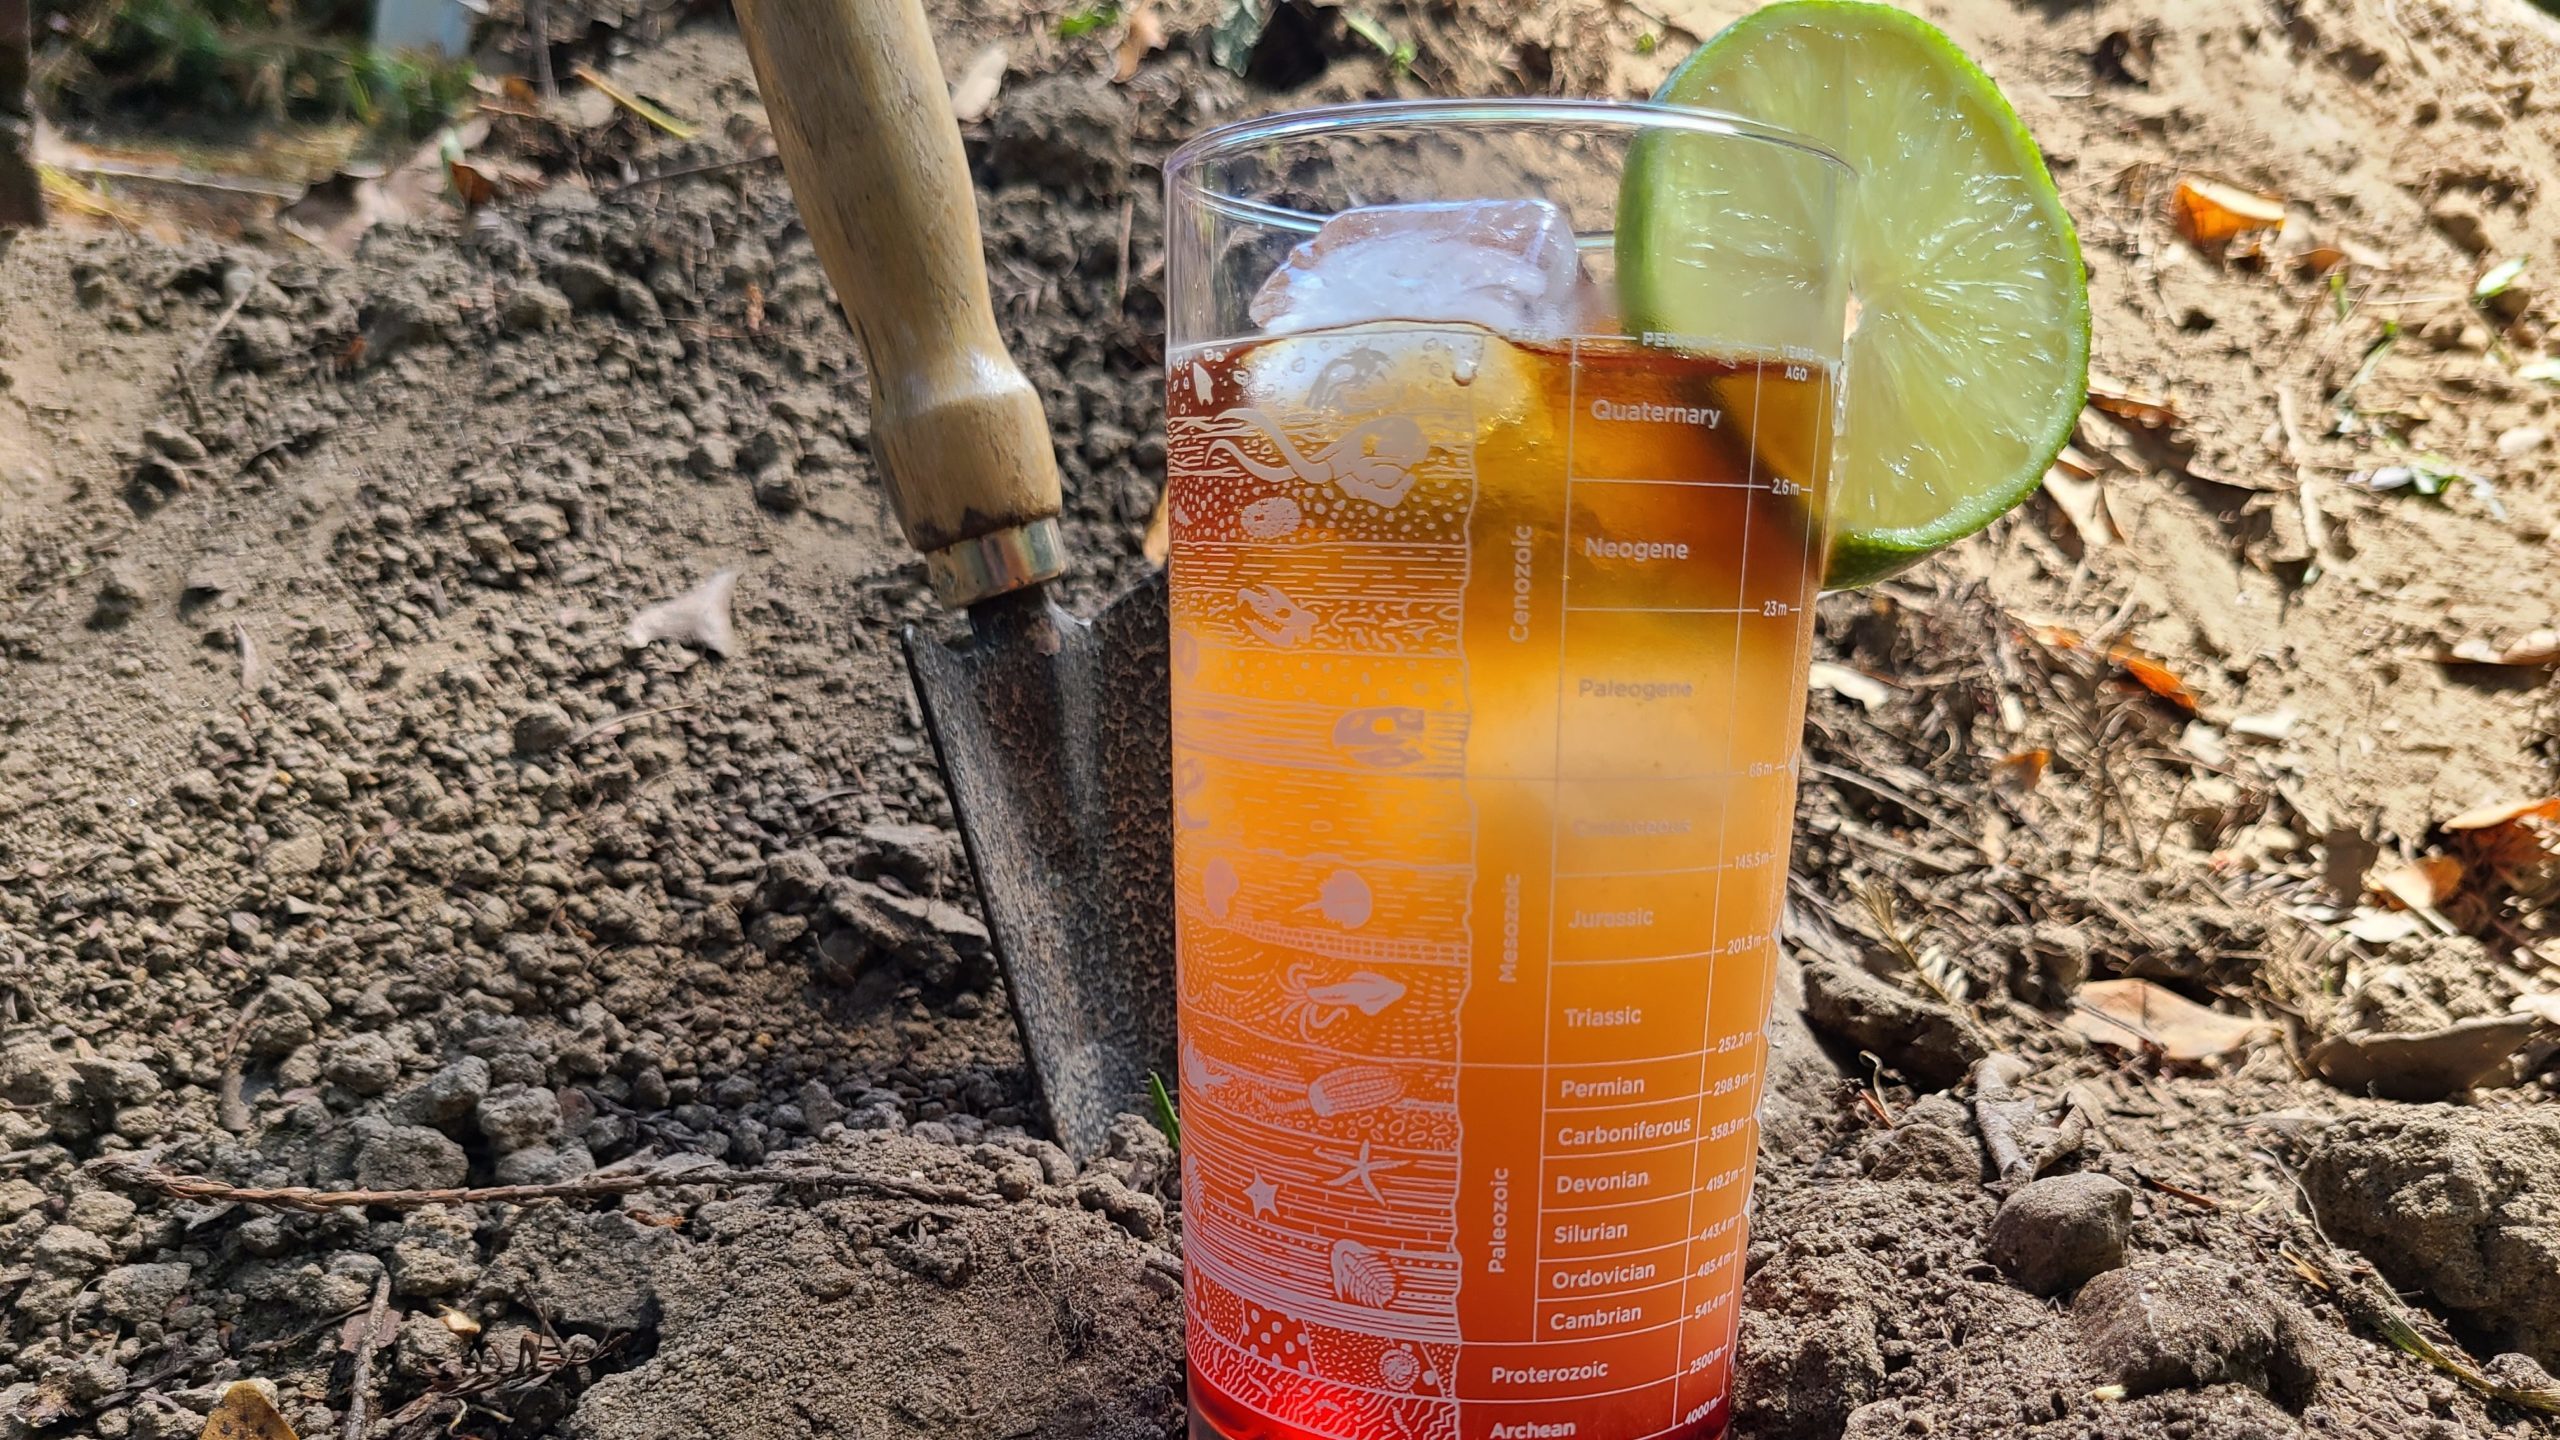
[1249,199,1590,339]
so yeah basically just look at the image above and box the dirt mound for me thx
[566,1132,1183,1440]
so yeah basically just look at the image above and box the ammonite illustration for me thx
[1207,408,1429,509]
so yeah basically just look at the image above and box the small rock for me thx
[387,1207,481,1297]
[857,821,960,891]
[63,1189,136,1236]
[501,283,573,333]
[476,1083,563,1152]
[751,465,803,513]
[2074,1260,2316,1403]
[262,831,328,880]
[512,705,578,756]
[2496,425,2548,458]
[32,1224,113,1276]
[395,1056,491,1128]
[494,1141,595,1186]
[1799,959,1990,1090]
[1862,1122,1982,1184]
[141,423,208,464]
[684,435,735,479]
[355,1120,470,1191]
[323,1032,401,1095]
[97,1262,193,1323]
[1989,1173,2133,1295]
[394,1312,469,1383]
[89,568,145,630]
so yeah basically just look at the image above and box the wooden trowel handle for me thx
[734,0,1064,605]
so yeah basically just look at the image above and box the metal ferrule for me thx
[925,517,1067,606]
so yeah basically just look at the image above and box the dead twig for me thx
[343,1273,393,1440]
[172,273,264,429]
[601,152,781,201]
[564,701,700,748]
[87,1155,1001,1212]
[2299,1243,2560,1415]
[1969,1053,2037,1185]
[2134,1168,2221,1210]
[216,991,268,1134]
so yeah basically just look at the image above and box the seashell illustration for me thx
[1306,1064,1402,1117]
[1329,1239,1396,1307]
[1377,1347,1420,1390]
[1237,495,1303,540]
[1315,869,1372,928]
[1204,857,1239,919]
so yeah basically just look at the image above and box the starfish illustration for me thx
[1244,1174,1279,1217]
[1316,1139,1404,1204]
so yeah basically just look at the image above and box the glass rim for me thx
[1164,98,1856,215]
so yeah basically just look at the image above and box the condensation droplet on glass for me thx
[1451,350,1479,386]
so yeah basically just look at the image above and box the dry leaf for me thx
[1991,747,2050,793]
[2443,796,2560,831]
[200,1381,298,1440]
[2371,855,2463,911]
[1992,747,2049,790]
[2085,378,2181,430]
[2429,628,2560,667]
[2067,978,2272,1062]
[1142,485,1169,567]
[2172,174,2287,253]
[448,157,543,211]
[1114,7,1168,82]
[499,74,542,107]
[2033,625,2199,713]
[628,569,740,658]
[436,1305,481,1337]
[448,159,499,210]
[1807,660,1889,710]
[2307,1015,2545,1101]
[2444,796,2560,902]
[950,44,1009,123]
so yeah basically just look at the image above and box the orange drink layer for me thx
[1168,321,1834,1440]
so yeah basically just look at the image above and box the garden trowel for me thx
[734,0,1174,1160]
